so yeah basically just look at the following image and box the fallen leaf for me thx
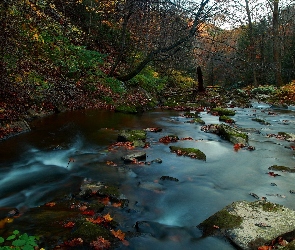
[82,210,95,216]
[45,202,56,207]
[103,213,113,222]
[86,217,104,224]
[111,229,125,241]
[64,221,75,228]
[90,236,111,250]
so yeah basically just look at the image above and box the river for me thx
[0,103,295,249]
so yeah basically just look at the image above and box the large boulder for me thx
[198,200,295,250]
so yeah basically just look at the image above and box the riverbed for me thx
[1,103,295,249]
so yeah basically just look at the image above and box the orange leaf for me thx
[258,246,272,250]
[100,197,110,205]
[103,213,113,222]
[79,205,88,211]
[45,202,56,207]
[111,229,125,241]
[112,202,122,208]
[86,216,104,224]
[64,221,75,228]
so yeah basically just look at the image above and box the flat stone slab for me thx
[198,200,295,250]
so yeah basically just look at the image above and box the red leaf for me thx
[82,210,95,216]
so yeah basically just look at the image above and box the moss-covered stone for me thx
[194,118,205,125]
[218,124,248,144]
[252,118,271,125]
[211,107,235,116]
[268,165,295,173]
[98,185,120,199]
[169,146,206,161]
[183,112,200,118]
[117,129,147,147]
[72,221,112,241]
[219,115,235,123]
[199,200,295,250]
[198,209,242,236]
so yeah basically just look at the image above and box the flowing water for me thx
[1,104,295,249]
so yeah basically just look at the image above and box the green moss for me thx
[194,118,205,124]
[249,201,282,212]
[118,129,147,142]
[219,115,235,123]
[115,105,138,113]
[198,209,242,236]
[212,107,235,116]
[72,221,112,241]
[268,165,295,173]
[183,112,200,118]
[169,146,206,161]
[252,118,271,125]
[98,185,120,198]
[218,124,248,142]
[278,132,292,139]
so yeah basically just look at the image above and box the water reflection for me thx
[1,105,295,249]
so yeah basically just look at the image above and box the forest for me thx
[1,0,295,137]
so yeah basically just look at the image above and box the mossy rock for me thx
[198,208,242,236]
[268,165,295,173]
[278,132,295,141]
[252,118,271,125]
[219,115,235,123]
[117,129,147,147]
[72,221,112,241]
[169,146,206,161]
[218,124,248,144]
[194,118,205,125]
[98,185,120,199]
[211,107,235,116]
[199,201,295,250]
[183,112,200,118]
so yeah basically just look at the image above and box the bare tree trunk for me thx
[197,66,205,92]
[245,0,258,87]
[273,0,283,86]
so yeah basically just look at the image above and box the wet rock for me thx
[169,146,206,161]
[79,179,105,198]
[249,193,259,199]
[160,176,179,182]
[198,200,295,250]
[151,158,162,164]
[217,124,248,145]
[117,129,147,147]
[211,107,235,116]
[268,165,295,173]
[252,118,271,125]
[121,151,146,163]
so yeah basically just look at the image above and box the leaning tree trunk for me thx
[245,0,258,87]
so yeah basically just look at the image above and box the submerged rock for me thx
[198,200,295,250]
[121,151,146,163]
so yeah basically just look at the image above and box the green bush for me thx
[128,67,167,93]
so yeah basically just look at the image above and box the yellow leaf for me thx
[103,213,113,222]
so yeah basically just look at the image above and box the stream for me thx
[1,103,295,249]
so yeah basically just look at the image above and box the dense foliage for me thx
[0,0,295,130]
